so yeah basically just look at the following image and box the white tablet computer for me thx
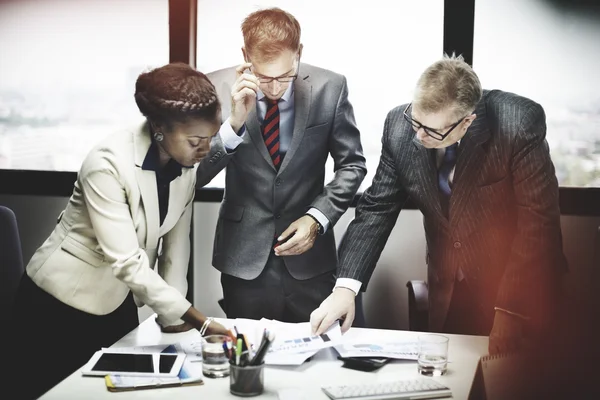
[81,350,186,378]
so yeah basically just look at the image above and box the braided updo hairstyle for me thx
[134,62,220,130]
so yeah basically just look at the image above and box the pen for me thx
[222,342,229,359]
[250,331,275,366]
[242,334,252,357]
[236,338,242,365]
[240,350,250,366]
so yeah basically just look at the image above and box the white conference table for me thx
[41,316,489,399]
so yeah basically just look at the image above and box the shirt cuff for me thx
[306,208,330,233]
[494,307,531,320]
[220,117,245,153]
[335,278,362,296]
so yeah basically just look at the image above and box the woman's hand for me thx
[179,306,234,339]
[203,319,230,337]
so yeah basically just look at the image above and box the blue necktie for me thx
[438,143,458,217]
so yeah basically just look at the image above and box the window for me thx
[197,0,444,190]
[0,0,169,171]
[473,0,600,187]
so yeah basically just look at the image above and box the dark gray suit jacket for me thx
[197,63,367,280]
[337,90,567,332]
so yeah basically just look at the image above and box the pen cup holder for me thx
[229,361,265,397]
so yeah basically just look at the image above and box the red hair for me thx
[241,7,301,61]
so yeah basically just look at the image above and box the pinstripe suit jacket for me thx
[338,90,567,332]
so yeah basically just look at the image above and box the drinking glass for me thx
[418,334,449,376]
[202,334,232,378]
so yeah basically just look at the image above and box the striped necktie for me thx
[262,99,281,170]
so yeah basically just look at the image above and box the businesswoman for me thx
[9,63,228,399]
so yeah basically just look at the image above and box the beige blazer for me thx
[26,121,196,326]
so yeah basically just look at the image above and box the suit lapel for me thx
[159,167,194,234]
[246,107,277,171]
[133,123,159,250]
[410,136,450,230]
[449,101,491,227]
[278,73,311,174]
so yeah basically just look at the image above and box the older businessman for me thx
[311,54,567,354]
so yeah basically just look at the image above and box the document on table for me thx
[104,318,342,367]
[221,318,342,365]
[266,319,342,354]
[334,341,420,360]
[105,362,203,391]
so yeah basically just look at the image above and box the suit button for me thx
[453,241,461,249]
[275,178,281,186]
[275,214,281,219]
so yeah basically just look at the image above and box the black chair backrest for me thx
[0,206,24,311]
[406,280,429,332]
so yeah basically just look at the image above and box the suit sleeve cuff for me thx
[494,307,531,320]
[306,208,330,233]
[220,117,245,153]
[335,278,362,296]
[156,317,185,327]
[155,299,192,327]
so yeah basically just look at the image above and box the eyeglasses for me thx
[249,60,300,84]
[403,103,467,141]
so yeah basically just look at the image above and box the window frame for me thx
[1,0,598,216]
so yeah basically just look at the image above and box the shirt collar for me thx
[257,81,294,103]
[141,138,189,183]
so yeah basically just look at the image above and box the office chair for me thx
[0,205,24,313]
[406,280,429,331]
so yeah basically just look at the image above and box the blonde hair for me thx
[414,53,482,118]
[241,7,301,61]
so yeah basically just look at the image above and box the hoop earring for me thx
[153,132,164,142]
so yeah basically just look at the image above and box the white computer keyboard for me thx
[321,378,452,400]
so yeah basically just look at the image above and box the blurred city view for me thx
[0,0,169,174]
[543,103,600,187]
[0,66,146,172]
[0,68,143,171]
[0,0,598,189]
[1,87,598,188]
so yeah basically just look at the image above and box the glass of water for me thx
[202,334,232,378]
[418,334,449,376]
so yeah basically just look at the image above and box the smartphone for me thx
[337,356,391,372]
[273,234,293,249]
